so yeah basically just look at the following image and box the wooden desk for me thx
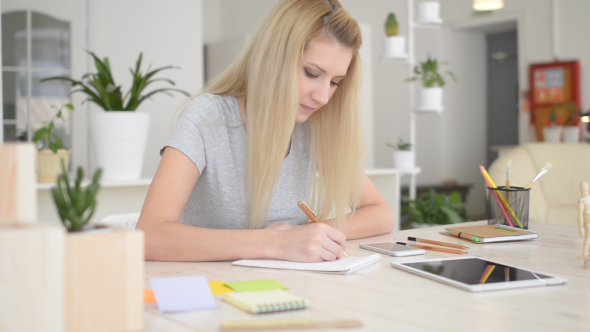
[143,221,590,331]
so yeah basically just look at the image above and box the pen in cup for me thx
[297,201,348,258]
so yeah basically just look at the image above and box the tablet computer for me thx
[390,257,567,292]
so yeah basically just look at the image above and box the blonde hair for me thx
[204,0,364,229]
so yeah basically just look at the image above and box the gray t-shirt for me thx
[165,94,312,229]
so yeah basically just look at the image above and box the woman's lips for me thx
[300,104,315,114]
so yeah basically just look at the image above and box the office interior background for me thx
[2,0,589,220]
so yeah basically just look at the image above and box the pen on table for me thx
[297,201,348,258]
[396,242,467,255]
[407,236,468,250]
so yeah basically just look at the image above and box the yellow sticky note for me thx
[209,280,234,295]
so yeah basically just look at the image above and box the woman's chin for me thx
[295,112,313,124]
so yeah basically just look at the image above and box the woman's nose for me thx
[312,81,331,106]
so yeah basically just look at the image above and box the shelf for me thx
[414,106,444,113]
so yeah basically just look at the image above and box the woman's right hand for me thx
[265,222,347,262]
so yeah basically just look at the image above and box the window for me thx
[2,10,71,147]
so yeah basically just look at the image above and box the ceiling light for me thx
[473,0,504,11]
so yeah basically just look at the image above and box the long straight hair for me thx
[204,0,364,229]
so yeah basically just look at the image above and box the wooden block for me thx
[0,143,37,224]
[65,227,144,332]
[0,224,65,332]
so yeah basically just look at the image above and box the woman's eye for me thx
[305,70,318,79]
[331,81,340,87]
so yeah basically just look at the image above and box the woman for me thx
[137,0,394,262]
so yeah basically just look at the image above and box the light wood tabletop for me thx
[143,221,590,331]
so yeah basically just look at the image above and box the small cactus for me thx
[52,162,102,232]
[385,13,399,36]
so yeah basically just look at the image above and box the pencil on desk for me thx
[407,236,468,250]
[297,201,348,258]
[398,242,467,255]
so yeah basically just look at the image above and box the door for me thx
[486,30,519,167]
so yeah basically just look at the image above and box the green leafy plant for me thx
[33,103,74,153]
[386,137,412,151]
[52,162,102,232]
[562,103,581,126]
[41,51,190,111]
[402,189,466,226]
[405,55,455,88]
[385,12,399,36]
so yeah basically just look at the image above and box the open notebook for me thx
[232,253,380,274]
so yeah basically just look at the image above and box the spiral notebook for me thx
[223,290,310,313]
[232,253,381,274]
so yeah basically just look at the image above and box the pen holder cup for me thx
[487,186,530,229]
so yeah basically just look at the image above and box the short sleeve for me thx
[164,96,219,174]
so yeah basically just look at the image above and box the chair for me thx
[100,212,140,230]
[488,143,590,225]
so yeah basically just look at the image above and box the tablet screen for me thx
[401,258,554,285]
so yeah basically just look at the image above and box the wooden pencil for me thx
[407,236,468,249]
[408,243,467,255]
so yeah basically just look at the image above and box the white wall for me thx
[203,0,590,219]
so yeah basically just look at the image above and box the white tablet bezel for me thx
[390,256,568,292]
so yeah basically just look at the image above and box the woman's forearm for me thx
[342,203,395,240]
[140,221,275,262]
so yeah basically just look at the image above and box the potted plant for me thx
[52,163,144,331]
[386,137,415,170]
[405,55,455,112]
[33,103,74,182]
[416,1,442,24]
[543,107,562,142]
[42,51,190,181]
[401,189,466,229]
[562,103,581,143]
[383,12,406,58]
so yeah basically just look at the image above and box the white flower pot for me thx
[419,87,443,110]
[383,36,406,58]
[37,149,71,183]
[417,1,441,23]
[542,126,562,143]
[89,111,150,180]
[562,126,580,143]
[393,150,415,171]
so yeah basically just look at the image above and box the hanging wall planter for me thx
[406,55,455,113]
[382,12,407,59]
[417,1,442,23]
[419,87,443,110]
